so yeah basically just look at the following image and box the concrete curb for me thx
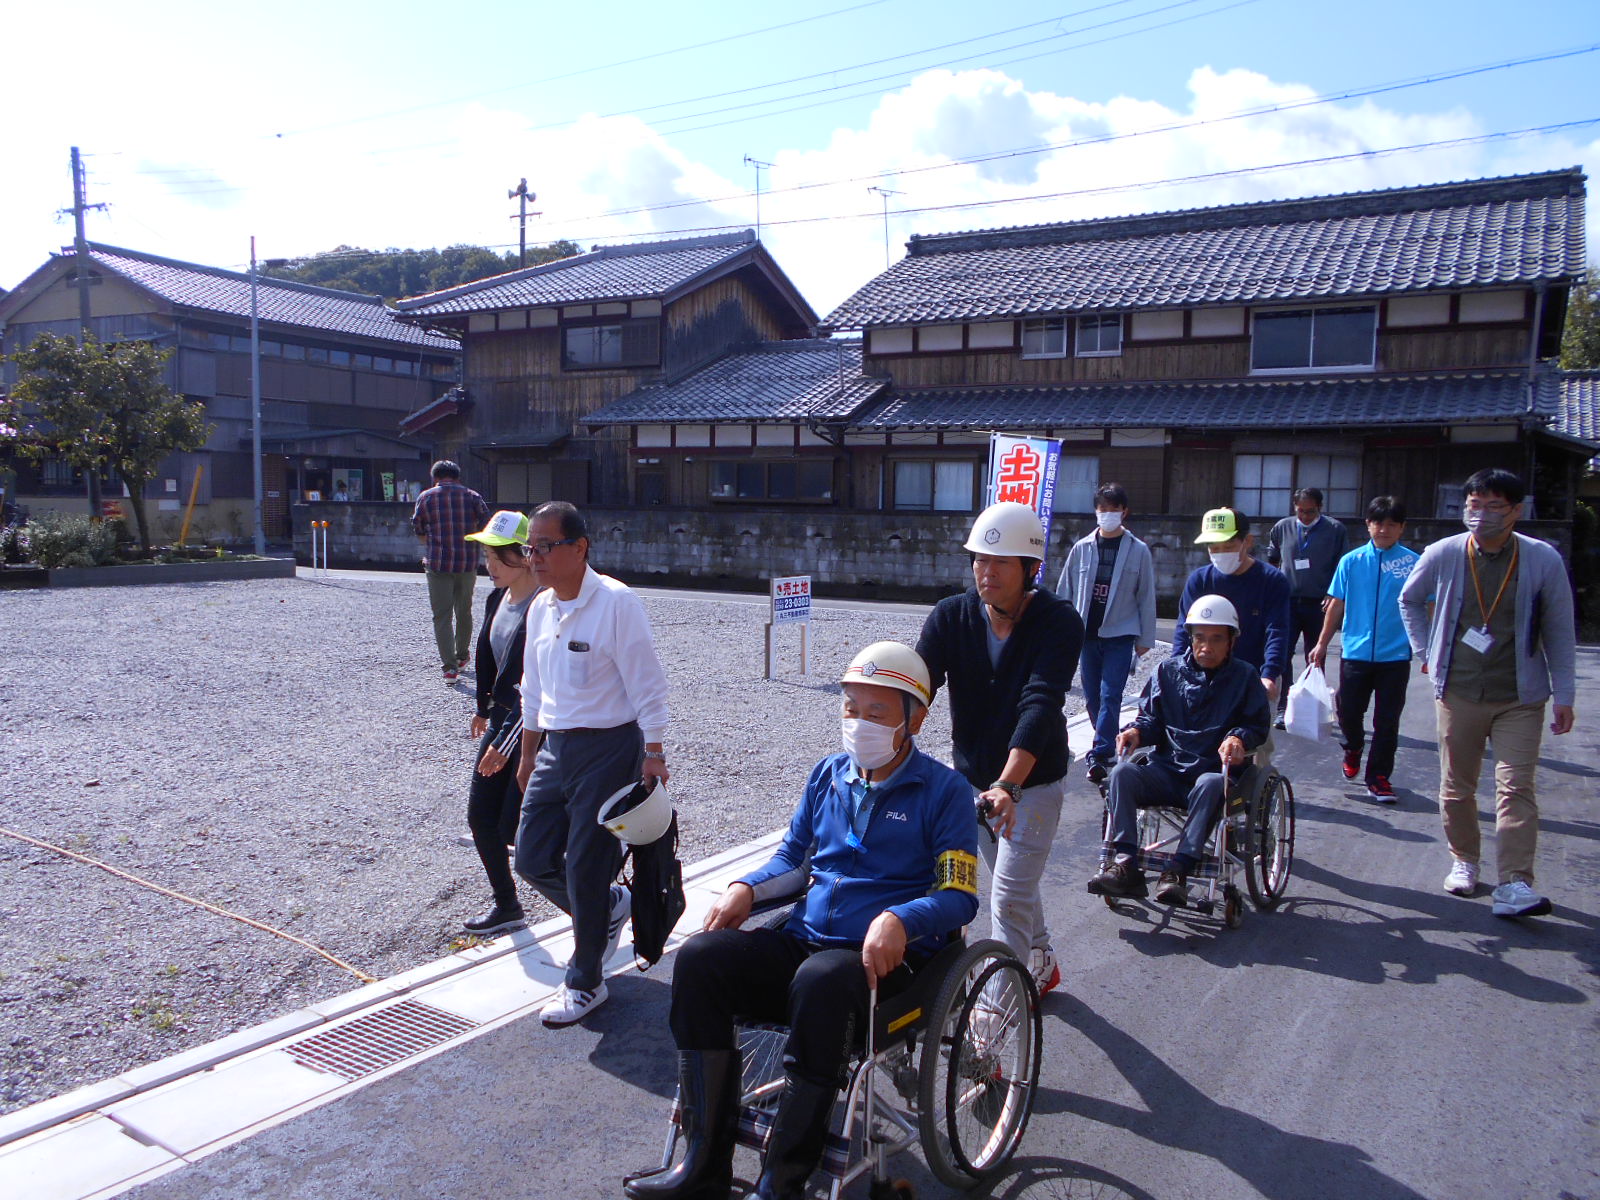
[45,559,296,588]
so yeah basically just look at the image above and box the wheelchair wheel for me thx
[916,940,1041,1188]
[1244,773,1295,909]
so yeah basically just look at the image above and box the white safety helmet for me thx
[1184,593,1240,632]
[598,777,674,846]
[840,641,932,707]
[963,501,1047,559]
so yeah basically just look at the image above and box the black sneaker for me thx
[463,903,526,935]
[1088,858,1147,898]
[1085,761,1109,785]
[1155,871,1189,907]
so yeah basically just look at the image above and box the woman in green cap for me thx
[460,510,542,934]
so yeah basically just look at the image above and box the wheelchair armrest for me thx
[872,934,968,1046]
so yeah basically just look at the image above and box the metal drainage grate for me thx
[286,1000,480,1081]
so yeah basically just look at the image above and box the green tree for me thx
[2,334,211,552]
[265,241,581,301]
[1561,264,1600,369]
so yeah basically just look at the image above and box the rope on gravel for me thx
[0,826,376,984]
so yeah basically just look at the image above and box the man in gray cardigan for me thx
[1399,469,1577,918]
[1057,483,1157,783]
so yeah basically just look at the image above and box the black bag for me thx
[623,812,686,969]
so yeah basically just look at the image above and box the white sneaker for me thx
[1442,860,1479,896]
[1027,946,1060,995]
[604,884,632,962]
[1491,880,1552,918]
[540,981,609,1028]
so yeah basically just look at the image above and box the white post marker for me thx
[766,575,812,679]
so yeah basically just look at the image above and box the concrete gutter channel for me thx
[1,703,1112,1200]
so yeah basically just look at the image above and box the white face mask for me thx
[1095,511,1123,534]
[1209,551,1242,575]
[1463,507,1512,539]
[842,717,903,771]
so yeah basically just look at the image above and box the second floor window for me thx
[1021,318,1067,359]
[563,318,660,370]
[1075,314,1122,356]
[1251,306,1376,372]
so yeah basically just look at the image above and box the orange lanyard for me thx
[1465,536,1517,631]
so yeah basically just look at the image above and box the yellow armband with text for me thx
[934,849,979,895]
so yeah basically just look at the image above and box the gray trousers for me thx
[425,569,477,668]
[515,724,642,990]
[1104,757,1227,871]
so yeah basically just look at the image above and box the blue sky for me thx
[6,0,1598,313]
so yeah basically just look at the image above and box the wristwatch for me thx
[989,780,1022,803]
[644,750,668,762]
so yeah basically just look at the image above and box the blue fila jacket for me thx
[739,746,979,954]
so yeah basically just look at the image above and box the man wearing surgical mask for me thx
[625,643,977,1200]
[1058,483,1158,785]
[1399,469,1577,919]
[1175,507,1292,702]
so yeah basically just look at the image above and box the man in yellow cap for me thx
[1175,506,1291,702]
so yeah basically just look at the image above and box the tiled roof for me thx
[584,340,882,425]
[397,232,765,316]
[848,371,1552,432]
[80,245,456,350]
[1557,369,1600,469]
[826,169,1587,328]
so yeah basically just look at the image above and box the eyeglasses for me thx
[1463,500,1513,514]
[529,537,580,556]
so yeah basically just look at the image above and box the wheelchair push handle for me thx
[975,799,999,844]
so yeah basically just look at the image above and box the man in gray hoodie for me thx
[1399,469,1577,918]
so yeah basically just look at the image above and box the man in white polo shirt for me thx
[514,501,671,1027]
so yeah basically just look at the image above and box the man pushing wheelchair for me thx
[1088,594,1273,908]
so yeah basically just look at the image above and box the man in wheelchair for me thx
[1087,594,1273,907]
[624,641,980,1200]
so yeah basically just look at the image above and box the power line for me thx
[521,42,1600,228]
[530,118,1600,248]
[264,0,893,139]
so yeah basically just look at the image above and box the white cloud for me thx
[2,64,1591,314]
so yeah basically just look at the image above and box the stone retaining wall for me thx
[294,501,1573,610]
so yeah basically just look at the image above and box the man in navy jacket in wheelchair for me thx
[624,642,979,1200]
[1088,593,1273,908]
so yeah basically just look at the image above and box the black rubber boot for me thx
[624,1049,740,1200]
[749,1074,837,1200]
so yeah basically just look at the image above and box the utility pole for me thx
[744,156,773,240]
[507,179,539,268]
[64,146,108,516]
[249,239,289,556]
[868,186,903,271]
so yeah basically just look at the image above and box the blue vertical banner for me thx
[986,432,1062,583]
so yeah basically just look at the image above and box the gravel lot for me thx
[0,572,1161,1116]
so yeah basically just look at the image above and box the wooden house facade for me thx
[586,169,1595,539]
[0,245,459,539]
[393,231,817,506]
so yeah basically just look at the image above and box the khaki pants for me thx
[1435,696,1545,884]
[425,569,477,669]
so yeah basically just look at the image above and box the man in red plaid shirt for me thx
[412,460,491,686]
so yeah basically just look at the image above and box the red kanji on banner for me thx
[994,443,1041,505]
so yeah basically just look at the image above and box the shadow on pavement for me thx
[584,970,679,1102]
[1043,1001,1432,1200]
[973,1152,1157,1199]
[1293,795,1433,842]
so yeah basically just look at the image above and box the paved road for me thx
[130,647,1600,1200]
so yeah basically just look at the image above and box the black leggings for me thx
[466,729,523,906]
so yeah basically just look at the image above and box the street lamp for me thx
[249,238,289,556]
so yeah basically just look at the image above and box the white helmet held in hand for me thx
[1185,593,1240,631]
[963,501,1047,558]
[598,777,674,845]
[840,641,932,707]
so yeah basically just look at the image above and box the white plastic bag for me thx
[1283,664,1333,742]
